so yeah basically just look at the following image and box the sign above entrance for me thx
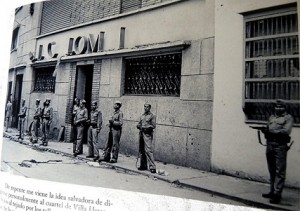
[33,27,125,62]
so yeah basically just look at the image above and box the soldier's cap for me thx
[45,98,51,102]
[144,102,151,107]
[36,99,40,102]
[92,101,97,105]
[114,101,122,106]
[275,99,287,107]
[80,99,86,104]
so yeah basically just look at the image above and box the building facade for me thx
[6,0,300,188]
[11,0,215,171]
[214,0,300,187]
[6,3,42,130]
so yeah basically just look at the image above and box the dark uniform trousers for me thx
[102,110,123,162]
[87,110,102,157]
[103,128,122,162]
[42,118,51,143]
[41,106,53,144]
[31,117,40,142]
[18,117,26,139]
[87,126,99,157]
[266,142,288,195]
[75,125,85,153]
[18,105,27,139]
[31,106,41,142]
[74,108,88,154]
[139,131,156,170]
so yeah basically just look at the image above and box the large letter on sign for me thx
[74,36,88,55]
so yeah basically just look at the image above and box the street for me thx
[0,136,249,208]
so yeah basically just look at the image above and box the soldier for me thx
[100,101,123,163]
[72,98,80,153]
[41,98,53,146]
[136,103,156,173]
[73,99,88,156]
[18,99,27,140]
[30,99,42,143]
[86,101,102,161]
[261,99,294,204]
[5,98,12,132]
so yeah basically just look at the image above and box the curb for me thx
[2,132,293,211]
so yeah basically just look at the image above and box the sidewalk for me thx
[2,129,300,211]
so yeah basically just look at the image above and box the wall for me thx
[213,0,300,187]
[35,0,215,170]
[7,3,43,131]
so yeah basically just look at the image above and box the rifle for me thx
[250,125,294,150]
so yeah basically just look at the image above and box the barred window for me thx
[34,67,56,93]
[124,53,182,96]
[243,6,300,124]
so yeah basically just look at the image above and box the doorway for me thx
[74,65,94,143]
[12,74,23,128]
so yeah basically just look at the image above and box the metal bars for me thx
[124,53,182,96]
[244,9,300,124]
[245,14,298,38]
[33,67,56,93]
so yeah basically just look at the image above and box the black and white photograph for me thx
[0,0,299,210]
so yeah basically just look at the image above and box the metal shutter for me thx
[40,0,74,35]
[121,0,142,13]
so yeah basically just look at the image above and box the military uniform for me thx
[18,100,27,140]
[87,102,103,160]
[102,102,123,163]
[74,101,88,156]
[31,100,42,143]
[5,101,12,132]
[137,107,156,173]
[262,100,294,204]
[41,100,53,146]
[72,100,80,153]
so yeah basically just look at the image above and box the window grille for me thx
[33,67,56,93]
[124,53,182,96]
[243,8,300,124]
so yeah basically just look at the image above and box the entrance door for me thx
[75,65,94,143]
[6,81,12,103]
[12,74,23,128]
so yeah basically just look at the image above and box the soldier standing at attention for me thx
[86,101,102,161]
[73,99,88,156]
[30,99,42,143]
[41,98,53,146]
[18,99,27,140]
[261,99,294,204]
[100,101,123,163]
[5,98,12,132]
[72,98,80,153]
[136,103,156,173]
